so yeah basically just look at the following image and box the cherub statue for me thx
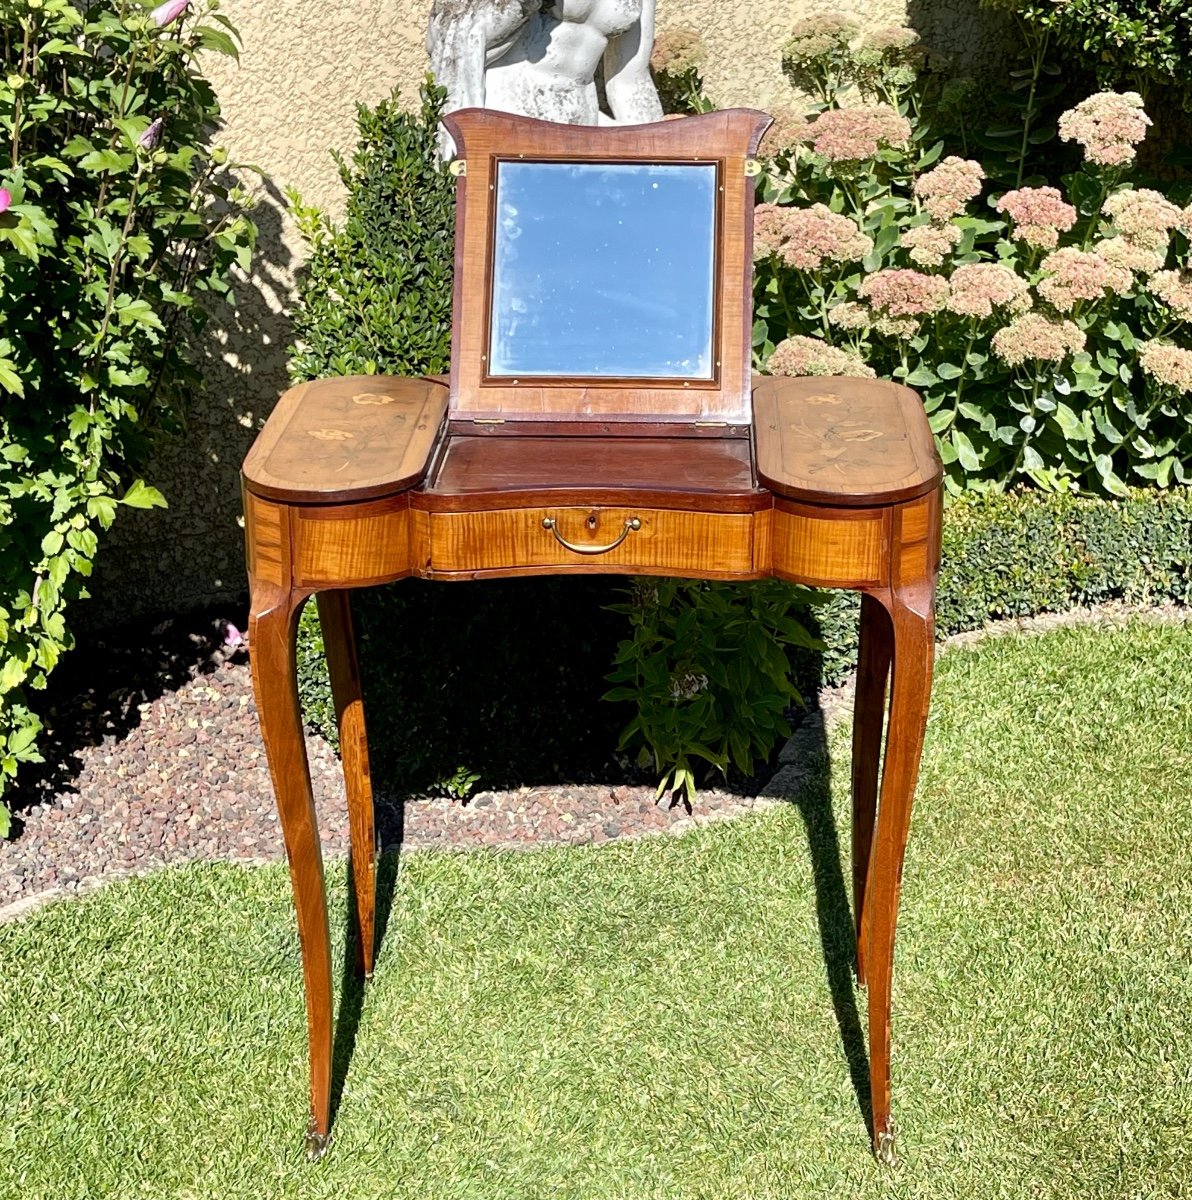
[427,0,663,151]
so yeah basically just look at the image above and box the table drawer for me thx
[423,505,757,578]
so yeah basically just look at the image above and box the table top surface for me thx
[242,373,941,510]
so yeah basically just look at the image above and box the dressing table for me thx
[242,108,941,1165]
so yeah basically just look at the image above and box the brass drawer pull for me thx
[541,515,641,555]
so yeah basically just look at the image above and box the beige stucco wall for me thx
[87,0,1006,623]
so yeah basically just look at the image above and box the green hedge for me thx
[808,486,1192,687]
[297,486,1190,788]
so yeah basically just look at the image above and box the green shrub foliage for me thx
[0,0,256,834]
[981,0,1192,101]
[287,82,454,382]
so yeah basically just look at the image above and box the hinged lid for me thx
[441,108,770,431]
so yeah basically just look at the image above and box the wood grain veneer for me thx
[243,375,448,504]
[753,375,941,506]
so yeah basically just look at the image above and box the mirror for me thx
[488,160,718,380]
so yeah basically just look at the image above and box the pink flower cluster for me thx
[767,335,875,379]
[650,27,706,76]
[946,263,1031,319]
[861,25,920,54]
[1058,91,1151,168]
[859,267,948,317]
[900,221,961,268]
[1037,247,1131,312]
[1151,270,1192,321]
[1102,188,1183,250]
[807,104,911,163]
[1095,235,1166,276]
[995,186,1077,250]
[0,187,10,213]
[783,13,858,63]
[914,156,984,221]
[753,202,873,270]
[827,301,870,330]
[1138,340,1192,394]
[759,108,811,158]
[992,314,1085,368]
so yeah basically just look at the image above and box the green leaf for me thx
[936,362,963,381]
[114,298,164,330]
[952,428,980,471]
[1052,402,1086,441]
[120,480,168,510]
[78,148,133,174]
[195,25,240,59]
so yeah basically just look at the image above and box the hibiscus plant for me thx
[0,0,256,832]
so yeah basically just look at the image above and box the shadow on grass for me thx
[778,719,873,1139]
[330,846,403,1127]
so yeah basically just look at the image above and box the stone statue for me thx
[427,0,663,152]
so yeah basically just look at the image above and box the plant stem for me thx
[1015,24,1050,189]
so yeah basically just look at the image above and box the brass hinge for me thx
[471,418,505,425]
[448,159,467,177]
[694,421,728,427]
[744,158,762,177]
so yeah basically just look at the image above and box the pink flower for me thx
[1138,340,1192,393]
[1095,236,1166,276]
[913,156,984,221]
[0,187,9,213]
[223,621,244,649]
[783,13,859,63]
[1151,270,1192,320]
[150,0,189,27]
[995,186,1077,250]
[753,202,872,270]
[807,104,911,162]
[827,301,870,330]
[1037,247,1132,312]
[650,27,705,76]
[1101,188,1183,249]
[766,335,875,378]
[899,221,961,268]
[859,267,949,317]
[759,107,811,158]
[139,117,164,151]
[992,314,1085,367]
[945,262,1031,318]
[1058,91,1150,168]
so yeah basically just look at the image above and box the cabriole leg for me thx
[316,589,377,979]
[249,578,333,1161]
[861,578,935,1165]
[851,592,892,987]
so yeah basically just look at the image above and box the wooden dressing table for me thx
[243,108,941,1165]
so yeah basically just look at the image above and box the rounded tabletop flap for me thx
[242,375,449,504]
[752,375,942,507]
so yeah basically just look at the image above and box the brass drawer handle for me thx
[541,515,641,555]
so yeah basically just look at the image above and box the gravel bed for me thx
[0,615,782,912]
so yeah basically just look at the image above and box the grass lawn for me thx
[1,619,1190,1199]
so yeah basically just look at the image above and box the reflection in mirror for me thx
[488,161,718,379]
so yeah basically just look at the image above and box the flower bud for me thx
[0,187,10,213]
[139,117,164,151]
[150,0,189,27]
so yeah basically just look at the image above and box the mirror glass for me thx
[488,161,718,379]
